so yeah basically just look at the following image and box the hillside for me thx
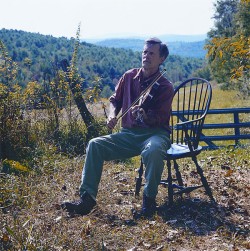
[0,29,208,95]
[94,39,207,58]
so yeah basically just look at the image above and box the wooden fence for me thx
[173,107,250,149]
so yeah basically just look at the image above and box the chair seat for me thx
[166,143,202,159]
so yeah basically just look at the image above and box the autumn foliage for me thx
[205,0,250,96]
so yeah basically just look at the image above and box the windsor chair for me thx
[135,77,215,206]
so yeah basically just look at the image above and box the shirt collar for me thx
[133,68,161,83]
[133,68,143,81]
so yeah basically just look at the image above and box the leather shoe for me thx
[132,194,157,219]
[61,192,96,215]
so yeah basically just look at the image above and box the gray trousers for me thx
[79,127,171,200]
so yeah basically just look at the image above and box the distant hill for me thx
[0,29,207,93]
[92,38,207,58]
[84,34,207,43]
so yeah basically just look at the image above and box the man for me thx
[61,37,174,218]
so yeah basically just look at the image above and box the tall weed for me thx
[0,41,37,161]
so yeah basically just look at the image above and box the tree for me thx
[0,40,35,160]
[205,0,250,96]
[208,0,239,38]
[101,85,113,98]
[61,25,100,142]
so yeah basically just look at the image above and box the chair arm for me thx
[175,113,206,127]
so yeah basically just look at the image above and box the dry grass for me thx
[1,147,249,251]
[203,85,250,147]
[209,82,250,109]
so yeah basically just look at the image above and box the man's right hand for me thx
[106,117,118,130]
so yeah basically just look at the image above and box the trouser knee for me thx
[142,146,164,163]
[86,137,102,153]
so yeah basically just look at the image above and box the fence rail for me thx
[173,107,250,149]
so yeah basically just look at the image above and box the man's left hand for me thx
[131,105,147,120]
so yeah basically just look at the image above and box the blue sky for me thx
[1,0,216,39]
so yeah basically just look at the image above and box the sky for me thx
[0,0,216,40]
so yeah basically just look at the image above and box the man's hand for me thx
[106,116,118,130]
[131,105,147,120]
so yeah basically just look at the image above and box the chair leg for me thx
[167,159,174,205]
[135,158,144,196]
[192,156,215,202]
[173,160,184,187]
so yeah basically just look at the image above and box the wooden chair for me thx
[135,77,215,206]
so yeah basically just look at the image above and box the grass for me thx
[1,87,249,250]
[1,147,250,250]
[203,85,250,147]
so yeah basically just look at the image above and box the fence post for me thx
[233,111,240,146]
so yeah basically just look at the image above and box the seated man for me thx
[61,37,174,218]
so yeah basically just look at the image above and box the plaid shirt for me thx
[109,68,174,132]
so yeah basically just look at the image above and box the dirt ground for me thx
[1,147,249,250]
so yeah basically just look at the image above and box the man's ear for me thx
[160,56,165,64]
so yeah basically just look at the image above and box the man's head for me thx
[142,37,169,72]
[145,37,169,60]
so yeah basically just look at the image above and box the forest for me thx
[0,28,208,98]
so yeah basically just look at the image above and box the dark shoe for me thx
[132,194,157,219]
[61,192,96,215]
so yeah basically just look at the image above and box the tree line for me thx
[94,38,207,58]
[0,28,209,98]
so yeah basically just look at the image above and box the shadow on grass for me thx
[157,198,249,237]
[88,197,249,238]
[63,196,248,239]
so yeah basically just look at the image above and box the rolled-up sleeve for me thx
[109,74,125,114]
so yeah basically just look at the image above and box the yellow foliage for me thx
[206,35,249,81]
[0,83,8,97]
[3,159,30,173]
[24,81,41,96]
[219,50,223,58]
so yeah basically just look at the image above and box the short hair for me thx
[145,37,169,59]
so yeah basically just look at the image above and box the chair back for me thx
[170,78,212,150]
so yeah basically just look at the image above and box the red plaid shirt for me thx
[109,68,174,132]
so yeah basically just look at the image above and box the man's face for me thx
[141,43,165,71]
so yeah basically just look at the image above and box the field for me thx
[0,86,250,250]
